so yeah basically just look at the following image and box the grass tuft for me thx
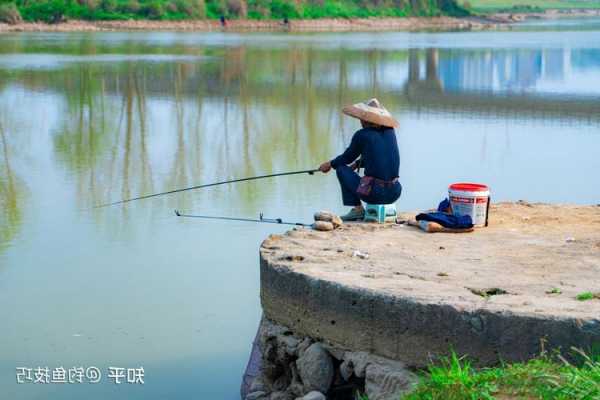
[358,350,600,400]
[576,291,599,301]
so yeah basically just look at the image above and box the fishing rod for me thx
[174,210,310,227]
[96,168,319,208]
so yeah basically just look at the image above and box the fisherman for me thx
[319,98,401,221]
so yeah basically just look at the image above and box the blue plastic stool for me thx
[364,203,397,223]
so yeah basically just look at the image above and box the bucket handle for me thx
[485,196,491,227]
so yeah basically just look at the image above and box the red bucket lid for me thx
[449,183,489,192]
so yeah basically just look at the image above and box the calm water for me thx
[1,19,600,399]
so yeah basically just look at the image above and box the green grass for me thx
[358,350,600,400]
[457,0,600,14]
[576,291,599,301]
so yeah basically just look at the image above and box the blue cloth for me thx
[331,127,400,181]
[415,211,473,229]
[336,165,402,207]
[438,198,451,212]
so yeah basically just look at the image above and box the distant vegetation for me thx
[0,0,468,23]
[458,0,600,14]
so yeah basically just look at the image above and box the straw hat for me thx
[342,98,399,128]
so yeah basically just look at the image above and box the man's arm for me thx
[319,130,363,173]
[332,132,362,167]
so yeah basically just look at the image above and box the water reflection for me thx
[0,119,24,253]
[1,38,599,230]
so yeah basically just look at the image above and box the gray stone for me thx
[296,343,334,393]
[339,358,353,381]
[246,391,267,400]
[365,361,417,400]
[295,391,326,400]
[342,351,370,378]
[277,334,300,357]
[249,376,266,393]
[321,342,344,360]
[296,338,312,358]
[270,391,293,400]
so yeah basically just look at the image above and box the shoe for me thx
[341,208,365,221]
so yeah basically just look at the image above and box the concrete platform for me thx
[260,202,600,367]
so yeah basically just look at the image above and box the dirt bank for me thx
[0,16,499,33]
[486,8,600,23]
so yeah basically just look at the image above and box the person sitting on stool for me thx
[319,98,401,221]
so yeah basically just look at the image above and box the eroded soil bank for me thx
[0,16,497,33]
[246,202,600,399]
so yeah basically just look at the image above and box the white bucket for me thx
[448,183,490,227]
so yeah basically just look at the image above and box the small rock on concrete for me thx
[296,343,334,393]
[314,211,343,228]
[295,391,326,400]
[313,221,334,231]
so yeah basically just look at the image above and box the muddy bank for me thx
[0,16,500,33]
[245,202,600,399]
[485,8,600,23]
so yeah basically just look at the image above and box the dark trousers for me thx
[335,165,402,206]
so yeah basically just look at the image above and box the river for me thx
[1,19,599,400]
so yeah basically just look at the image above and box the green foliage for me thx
[0,2,22,24]
[456,0,600,14]
[18,0,68,23]
[269,0,298,18]
[10,0,466,21]
[576,291,595,301]
[140,0,165,18]
[546,287,562,294]
[401,350,600,400]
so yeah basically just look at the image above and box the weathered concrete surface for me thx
[260,202,600,368]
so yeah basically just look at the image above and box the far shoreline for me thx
[0,16,498,33]
[1,9,599,33]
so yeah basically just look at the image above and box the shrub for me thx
[19,0,68,23]
[166,1,178,12]
[175,0,199,16]
[80,0,100,11]
[100,0,117,12]
[270,0,298,18]
[141,1,165,18]
[0,2,22,24]
[175,0,207,17]
[226,0,247,17]
[206,0,227,17]
[119,0,141,14]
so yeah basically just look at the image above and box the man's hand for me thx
[319,161,332,173]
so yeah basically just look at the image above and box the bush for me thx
[100,0,117,12]
[175,0,198,16]
[141,1,165,18]
[19,0,68,23]
[118,0,141,13]
[0,2,22,24]
[226,0,247,17]
[270,0,298,18]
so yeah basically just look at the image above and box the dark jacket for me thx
[330,127,400,181]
